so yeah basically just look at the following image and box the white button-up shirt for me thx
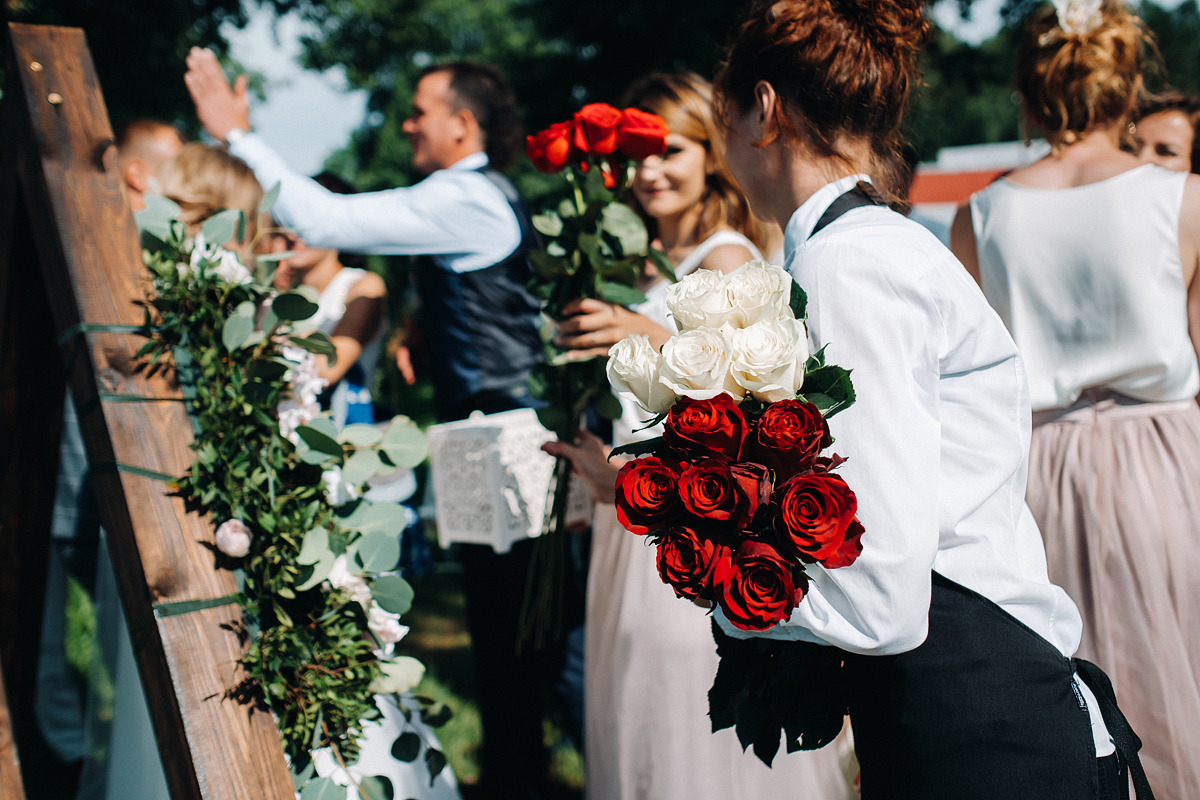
[230,135,522,273]
[719,175,1083,662]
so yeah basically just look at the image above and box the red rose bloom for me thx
[526,121,576,173]
[775,472,858,563]
[820,519,864,569]
[573,103,623,155]
[615,457,680,535]
[655,526,725,601]
[679,460,767,527]
[712,541,800,631]
[664,395,750,461]
[753,399,829,481]
[616,107,669,160]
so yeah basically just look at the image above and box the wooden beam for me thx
[3,23,293,799]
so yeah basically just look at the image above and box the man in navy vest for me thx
[186,51,579,800]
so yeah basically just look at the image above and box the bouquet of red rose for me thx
[606,260,859,762]
[519,104,671,644]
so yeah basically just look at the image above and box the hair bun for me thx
[828,0,931,54]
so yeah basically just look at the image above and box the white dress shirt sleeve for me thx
[229,133,521,269]
[717,230,943,655]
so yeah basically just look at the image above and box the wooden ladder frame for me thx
[0,22,293,799]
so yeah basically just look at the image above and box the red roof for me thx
[909,169,1008,205]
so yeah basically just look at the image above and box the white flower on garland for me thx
[321,466,361,507]
[278,344,327,444]
[327,555,409,657]
[214,518,252,558]
[180,233,254,285]
[327,554,373,607]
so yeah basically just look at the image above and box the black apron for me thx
[805,185,1153,799]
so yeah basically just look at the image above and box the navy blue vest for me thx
[413,166,543,415]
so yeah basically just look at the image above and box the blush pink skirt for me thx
[1029,391,1200,800]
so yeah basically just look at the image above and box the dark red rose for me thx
[711,541,800,632]
[679,460,768,526]
[655,526,726,600]
[820,519,864,569]
[615,457,680,535]
[616,107,669,160]
[664,395,750,461]
[753,399,829,481]
[775,472,858,563]
[573,103,623,155]
[526,121,576,173]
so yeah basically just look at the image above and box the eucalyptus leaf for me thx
[248,358,290,381]
[352,502,408,536]
[600,203,649,256]
[295,550,336,591]
[255,250,295,263]
[390,732,422,763]
[340,424,384,447]
[272,290,320,322]
[297,528,330,566]
[357,530,401,573]
[372,575,415,615]
[289,330,338,366]
[299,776,343,800]
[343,448,385,486]
[360,775,394,800]
[221,302,257,351]
[200,208,243,247]
[381,418,428,468]
[259,181,281,214]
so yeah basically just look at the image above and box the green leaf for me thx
[248,358,290,381]
[299,776,343,800]
[372,575,415,615]
[343,448,384,485]
[272,289,320,322]
[360,776,394,800]
[296,424,344,458]
[800,364,855,417]
[357,530,401,573]
[390,732,421,763]
[600,203,649,257]
[340,423,384,447]
[381,418,428,468]
[288,330,337,366]
[297,528,330,566]
[424,748,448,786]
[608,436,664,459]
[221,302,256,352]
[647,247,677,283]
[295,550,336,591]
[135,196,182,240]
[789,279,808,321]
[259,181,281,214]
[596,281,647,307]
[201,208,243,247]
[577,232,604,268]
[255,250,295,263]
[594,390,622,421]
[530,249,570,279]
[354,502,409,536]
[531,212,563,237]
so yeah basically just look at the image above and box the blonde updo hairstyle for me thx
[623,72,769,253]
[158,143,266,254]
[715,0,931,213]
[1017,1,1155,150]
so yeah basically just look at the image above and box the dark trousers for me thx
[444,389,586,800]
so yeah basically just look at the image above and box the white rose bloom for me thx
[214,519,252,558]
[606,334,676,415]
[370,656,426,695]
[665,268,738,331]
[723,260,794,328]
[321,466,361,507]
[659,328,741,401]
[367,603,410,653]
[213,247,253,285]
[727,317,810,403]
[327,554,372,608]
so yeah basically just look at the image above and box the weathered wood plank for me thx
[4,23,292,799]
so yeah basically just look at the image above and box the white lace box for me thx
[426,407,593,553]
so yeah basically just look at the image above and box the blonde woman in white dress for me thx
[549,72,853,800]
[953,3,1200,796]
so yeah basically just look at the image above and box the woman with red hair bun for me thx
[716,1,1152,797]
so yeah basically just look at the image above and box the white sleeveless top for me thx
[614,229,762,445]
[310,268,386,422]
[970,164,1198,411]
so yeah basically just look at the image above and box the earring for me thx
[1127,120,1137,136]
